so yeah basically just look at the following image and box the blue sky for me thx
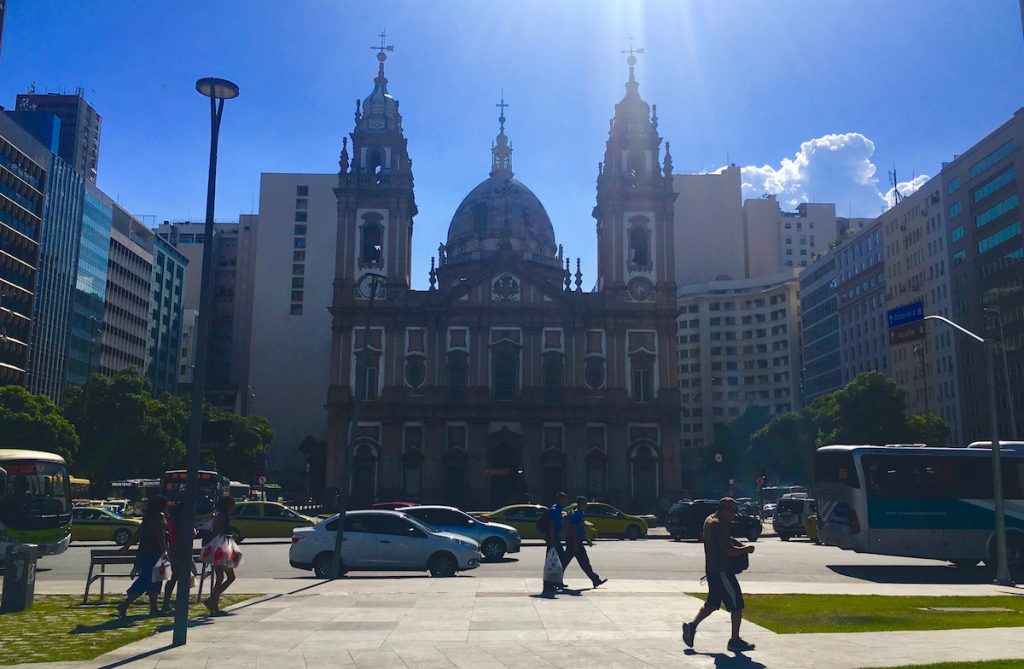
[2,1,1022,288]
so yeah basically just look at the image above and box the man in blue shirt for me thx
[541,492,569,596]
[564,496,607,588]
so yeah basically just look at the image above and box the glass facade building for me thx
[146,234,187,396]
[66,185,111,386]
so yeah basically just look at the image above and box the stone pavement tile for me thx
[255,655,307,669]
[305,629,394,643]
[544,629,629,641]
[470,643,557,668]
[437,645,507,669]
[385,629,470,642]
[296,640,383,657]
[390,645,456,669]
[303,657,358,669]
[348,648,410,668]
[466,629,550,642]
[331,607,408,622]
[469,619,545,630]
[154,660,210,669]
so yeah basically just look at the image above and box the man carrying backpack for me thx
[540,492,569,596]
[682,497,757,653]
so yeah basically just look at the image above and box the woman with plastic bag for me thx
[115,495,169,618]
[200,495,242,615]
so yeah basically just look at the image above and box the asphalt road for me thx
[35,535,998,586]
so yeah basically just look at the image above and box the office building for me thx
[248,173,337,477]
[146,235,187,396]
[16,90,101,184]
[66,183,112,386]
[677,270,801,467]
[835,219,888,383]
[881,176,961,444]
[799,254,841,401]
[155,219,255,407]
[98,206,153,376]
[0,113,48,386]
[944,108,1024,441]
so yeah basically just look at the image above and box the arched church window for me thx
[543,353,563,402]
[360,214,383,267]
[628,222,652,271]
[584,359,605,390]
[447,353,468,402]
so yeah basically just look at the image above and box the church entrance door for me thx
[489,442,523,509]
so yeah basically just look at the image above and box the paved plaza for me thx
[12,576,1022,669]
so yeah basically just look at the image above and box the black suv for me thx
[666,499,762,542]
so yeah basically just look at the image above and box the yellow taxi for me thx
[567,502,648,539]
[228,501,318,540]
[70,506,141,545]
[473,504,597,542]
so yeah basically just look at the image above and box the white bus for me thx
[815,443,1024,569]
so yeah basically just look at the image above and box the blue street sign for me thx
[887,300,925,329]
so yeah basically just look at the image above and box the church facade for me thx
[324,48,681,512]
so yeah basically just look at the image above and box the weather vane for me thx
[620,34,644,66]
[371,30,395,62]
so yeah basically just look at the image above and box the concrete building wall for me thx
[100,208,153,376]
[249,173,337,479]
[836,220,889,382]
[744,198,838,277]
[672,167,746,285]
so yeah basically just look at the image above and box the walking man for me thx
[682,497,757,653]
[563,496,607,588]
[541,492,569,596]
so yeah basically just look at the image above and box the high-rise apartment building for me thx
[0,113,48,386]
[676,270,801,470]
[944,108,1024,442]
[66,183,112,386]
[799,255,841,401]
[248,173,337,476]
[881,177,961,444]
[835,219,888,383]
[146,235,187,396]
[155,219,255,408]
[99,207,153,376]
[16,90,101,184]
[744,197,838,275]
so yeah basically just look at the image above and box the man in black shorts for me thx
[682,497,756,653]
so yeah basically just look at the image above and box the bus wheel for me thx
[986,533,1024,569]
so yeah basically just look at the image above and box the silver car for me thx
[401,505,521,561]
[289,510,482,578]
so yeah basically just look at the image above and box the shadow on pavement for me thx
[96,644,176,669]
[684,649,766,668]
[828,564,996,584]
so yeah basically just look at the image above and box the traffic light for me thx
[755,475,764,488]
[756,469,768,488]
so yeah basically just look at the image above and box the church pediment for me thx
[435,256,570,306]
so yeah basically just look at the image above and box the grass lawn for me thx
[710,594,1024,634]
[0,594,251,664]
[869,662,1024,669]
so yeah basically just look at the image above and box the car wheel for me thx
[429,552,458,578]
[313,553,344,578]
[113,528,132,546]
[626,525,641,540]
[746,531,759,542]
[481,538,506,561]
[671,534,681,542]
[779,534,790,541]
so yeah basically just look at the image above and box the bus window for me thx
[815,451,860,488]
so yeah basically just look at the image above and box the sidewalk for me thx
[10,577,1023,669]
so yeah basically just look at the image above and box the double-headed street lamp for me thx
[172,76,239,647]
[924,314,1013,586]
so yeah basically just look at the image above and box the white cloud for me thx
[735,132,927,217]
[884,174,930,208]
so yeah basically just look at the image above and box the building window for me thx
[295,211,307,222]
[585,359,605,390]
[447,354,468,402]
[951,226,964,242]
[627,217,652,271]
[296,198,308,209]
[291,290,303,301]
[294,238,306,249]
[975,194,1019,229]
[632,367,653,402]
[294,224,307,235]
[290,304,303,315]
[356,361,378,401]
[948,201,961,218]
[543,355,563,402]
[297,185,308,196]
[293,251,306,262]
[405,357,426,389]
[402,450,423,497]
[947,177,960,194]
[493,349,519,401]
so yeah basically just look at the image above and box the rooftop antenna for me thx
[889,167,903,205]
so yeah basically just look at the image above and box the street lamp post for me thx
[924,314,1013,585]
[985,307,1018,440]
[331,273,386,579]
[172,77,239,646]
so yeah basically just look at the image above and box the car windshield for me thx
[405,515,438,533]
[777,500,804,513]
[0,460,70,522]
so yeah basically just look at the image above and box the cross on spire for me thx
[371,30,395,61]
[620,34,644,65]
[496,92,509,133]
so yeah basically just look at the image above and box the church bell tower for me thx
[335,33,417,294]
[593,46,676,303]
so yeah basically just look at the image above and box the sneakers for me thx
[727,638,756,652]
[681,622,695,648]
[592,578,608,588]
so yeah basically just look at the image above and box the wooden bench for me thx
[83,548,209,604]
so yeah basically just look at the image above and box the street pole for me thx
[925,315,1012,585]
[914,343,929,413]
[987,307,1018,440]
[173,77,239,646]
[331,274,384,579]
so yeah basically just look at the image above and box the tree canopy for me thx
[0,385,79,462]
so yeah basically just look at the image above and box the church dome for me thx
[446,175,558,264]
[445,101,558,266]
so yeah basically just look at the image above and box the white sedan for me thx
[289,509,482,578]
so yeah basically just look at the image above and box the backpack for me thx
[536,509,552,535]
[730,552,749,574]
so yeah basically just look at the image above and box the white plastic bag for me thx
[200,535,243,568]
[543,547,563,583]
[152,553,173,583]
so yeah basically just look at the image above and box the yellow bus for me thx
[0,449,72,559]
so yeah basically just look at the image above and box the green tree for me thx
[63,369,186,486]
[0,386,78,463]
[906,411,951,445]
[828,371,910,445]
[709,406,771,491]
[298,435,327,499]
[199,404,273,483]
